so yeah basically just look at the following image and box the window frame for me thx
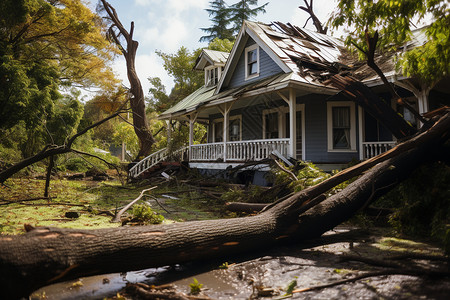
[245,44,260,80]
[327,101,357,152]
[212,115,242,142]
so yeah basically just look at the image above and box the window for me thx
[397,97,419,128]
[327,102,356,151]
[332,107,350,149]
[212,115,242,142]
[264,112,279,139]
[205,67,220,86]
[213,121,223,142]
[229,116,242,141]
[245,44,259,80]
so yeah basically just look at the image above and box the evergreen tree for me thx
[229,0,269,35]
[200,0,234,42]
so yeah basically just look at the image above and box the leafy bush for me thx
[131,204,164,224]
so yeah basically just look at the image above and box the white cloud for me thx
[167,0,208,13]
[112,53,174,96]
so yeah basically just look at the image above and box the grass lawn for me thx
[0,175,226,235]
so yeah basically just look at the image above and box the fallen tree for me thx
[0,112,449,299]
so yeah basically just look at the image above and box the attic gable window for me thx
[245,44,259,80]
[205,66,222,86]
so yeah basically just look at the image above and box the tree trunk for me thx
[1,112,448,299]
[100,0,154,159]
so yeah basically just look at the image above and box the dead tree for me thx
[0,111,449,299]
[299,0,328,34]
[99,0,155,159]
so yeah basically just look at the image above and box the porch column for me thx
[289,88,296,158]
[188,113,197,161]
[219,103,232,162]
[167,119,172,141]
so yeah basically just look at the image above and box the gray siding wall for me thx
[302,94,360,163]
[228,38,283,88]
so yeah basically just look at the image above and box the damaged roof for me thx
[160,20,428,119]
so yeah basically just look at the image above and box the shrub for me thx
[131,204,164,224]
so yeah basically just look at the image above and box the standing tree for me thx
[98,0,155,160]
[229,0,269,35]
[200,0,234,42]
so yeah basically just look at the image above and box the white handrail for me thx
[129,146,190,179]
[362,141,396,159]
[129,148,168,178]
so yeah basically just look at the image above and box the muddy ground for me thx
[32,226,449,300]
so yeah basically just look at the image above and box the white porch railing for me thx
[362,141,396,159]
[128,146,189,178]
[190,142,224,161]
[129,148,168,178]
[190,138,290,162]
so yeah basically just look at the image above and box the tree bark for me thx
[100,0,154,159]
[1,112,448,299]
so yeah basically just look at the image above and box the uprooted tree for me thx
[0,109,449,299]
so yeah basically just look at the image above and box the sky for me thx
[91,0,339,97]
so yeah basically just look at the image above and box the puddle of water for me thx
[31,268,162,300]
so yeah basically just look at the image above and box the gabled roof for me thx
[194,49,229,71]
[216,20,346,93]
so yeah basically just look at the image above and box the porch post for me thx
[358,106,364,160]
[219,103,232,162]
[289,88,296,158]
[189,113,197,161]
[167,119,172,141]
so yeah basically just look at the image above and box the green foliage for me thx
[272,162,334,193]
[131,204,165,225]
[330,0,449,84]
[189,278,203,295]
[375,162,450,248]
[112,122,140,158]
[200,0,234,42]
[229,0,269,34]
[207,37,235,52]
[284,278,297,295]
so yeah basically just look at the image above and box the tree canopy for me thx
[0,0,117,132]
[229,0,269,34]
[200,0,234,42]
[330,0,449,86]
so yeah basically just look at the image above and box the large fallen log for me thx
[0,113,449,299]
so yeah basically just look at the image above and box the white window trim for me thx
[244,44,260,81]
[327,101,357,152]
[205,65,222,86]
[212,115,242,142]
